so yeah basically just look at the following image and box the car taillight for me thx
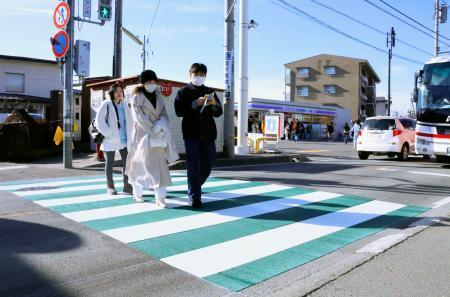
[358,130,362,136]
[393,129,402,136]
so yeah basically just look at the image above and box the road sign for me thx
[161,82,173,97]
[53,1,70,29]
[83,0,91,18]
[52,31,70,58]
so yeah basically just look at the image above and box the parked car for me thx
[357,116,418,161]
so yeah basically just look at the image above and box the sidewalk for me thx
[309,213,450,297]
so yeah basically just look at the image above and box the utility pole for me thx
[435,0,440,56]
[113,0,122,78]
[143,35,146,71]
[236,0,249,154]
[387,27,395,116]
[63,0,75,168]
[224,0,235,158]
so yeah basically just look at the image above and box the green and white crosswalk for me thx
[0,173,428,291]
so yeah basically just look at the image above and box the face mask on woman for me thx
[145,83,157,93]
[191,76,205,87]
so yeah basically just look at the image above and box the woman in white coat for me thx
[95,81,133,195]
[126,70,179,207]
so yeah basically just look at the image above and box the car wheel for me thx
[397,144,409,161]
[436,155,450,163]
[423,154,431,160]
[358,151,369,160]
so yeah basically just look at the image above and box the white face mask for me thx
[145,83,157,93]
[191,76,205,86]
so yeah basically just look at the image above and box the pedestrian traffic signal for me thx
[98,0,112,21]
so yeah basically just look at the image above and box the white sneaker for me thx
[133,195,144,203]
[155,187,167,208]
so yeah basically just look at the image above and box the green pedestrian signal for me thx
[98,0,112,21]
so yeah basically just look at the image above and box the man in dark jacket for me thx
[174,63,223,208]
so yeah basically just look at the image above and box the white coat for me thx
[125,89,179,189]
[95,99,133,152]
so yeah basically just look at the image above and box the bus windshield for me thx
[418,62,450,110]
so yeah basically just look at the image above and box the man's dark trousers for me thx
[185,139,216,202]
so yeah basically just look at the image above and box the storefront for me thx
[238,98,351,139]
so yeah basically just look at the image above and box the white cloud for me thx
[0,2,52,16]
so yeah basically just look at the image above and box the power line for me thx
[363,0,450,47]
[267,0,423,65]
[308,0,432,56]
[147,0,161,38]
[377,0,450,41]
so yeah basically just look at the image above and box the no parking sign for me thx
[52,31,69,58]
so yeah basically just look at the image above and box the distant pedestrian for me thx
[343,122,350,144]
[174,63,223,209]
[299,122,305,139]
[326,122,334,142]
[95,80,133,195]
[352,120,362,149]
[306,124,312,139]
[284,122,290,140]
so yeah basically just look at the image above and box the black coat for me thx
[174,83,223,141]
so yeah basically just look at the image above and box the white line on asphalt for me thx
[376,167,397,172]
[104,191,342,244]
[356,233,412,254]
[14,177,188,197]
[408,171,450,178]
[431,197,450,209]
[162,200,405,278]
[34,179,250,207]
[0,177,122,192]
[63,184,292,222]
[0,165,29,171]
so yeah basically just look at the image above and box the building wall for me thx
[0,59,63,98]
[286,55,378,121]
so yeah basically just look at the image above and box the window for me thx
[324,66,336,75]
[297,67,310,78]
[400,119,416,129]
[296,86,309,97]
[324,85,337,94]
[363,119,396,131]
[5,73,25,93]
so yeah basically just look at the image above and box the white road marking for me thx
[431,197,450,209]
[408,171,450,178]
[62,184,292,222]
[104,191,342,244]
[162,200,405,278]
[0,165,29,171]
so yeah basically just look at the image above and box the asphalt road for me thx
[0,141,449,297]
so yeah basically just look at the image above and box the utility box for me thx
[74,40,90,77]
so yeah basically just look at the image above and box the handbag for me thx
[89,104,109,144]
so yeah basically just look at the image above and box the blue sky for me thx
[1,0,449,115]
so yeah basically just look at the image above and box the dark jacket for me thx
[174,83,223,141]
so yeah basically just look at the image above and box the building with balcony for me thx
[285,54,381,120]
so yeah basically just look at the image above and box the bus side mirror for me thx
[412,88,418,102]
[412,71,422,102]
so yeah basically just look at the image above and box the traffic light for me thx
[98,0,112,21]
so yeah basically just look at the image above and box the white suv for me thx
[357,117,416,161]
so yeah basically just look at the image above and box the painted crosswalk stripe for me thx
[162,200,405,278]
[35,179,249,207]
[105,191,342,244]
[129,195,370,259]
[63,184,292,223]
[205,204,428,291]
[0,173,186,191]
[0,176,122,192]
[14,176,188,197]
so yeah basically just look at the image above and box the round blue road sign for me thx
[52,30,69,58]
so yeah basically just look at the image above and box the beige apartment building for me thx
[285,54,381,120]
